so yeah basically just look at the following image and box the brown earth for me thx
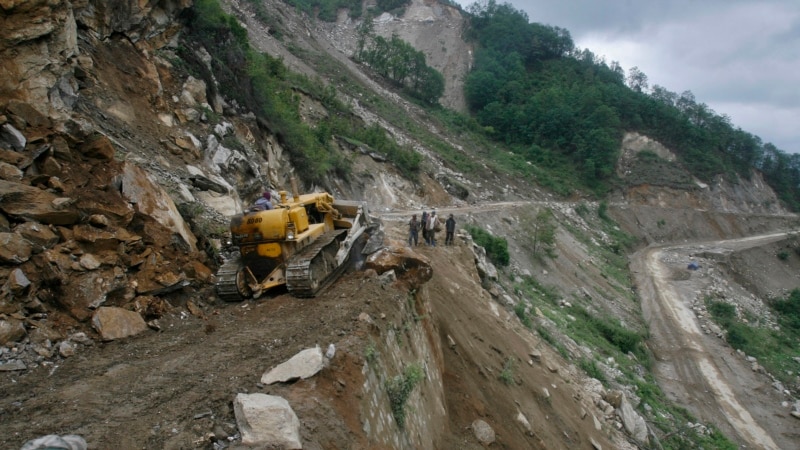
[0,225,626,449]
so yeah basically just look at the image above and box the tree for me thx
[355,14,375,58]
[609,60,624,82]
[531,208,557,258]
[356,30,443,104]
[626,66,648,93]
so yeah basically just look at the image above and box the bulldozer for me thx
[215,183,373,301]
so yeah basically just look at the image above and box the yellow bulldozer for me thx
[215,185,373,300]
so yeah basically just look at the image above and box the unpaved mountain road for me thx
[631,232,800,450]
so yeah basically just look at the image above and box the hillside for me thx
[1,1,799,449]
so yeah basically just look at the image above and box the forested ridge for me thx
[462,1,800,207]
[187,0,800,208]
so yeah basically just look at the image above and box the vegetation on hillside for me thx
[465,225,510,266]
[462,0,800,206]
[355,18,445,105]
[706,291,800,387]
[181,0,421,186]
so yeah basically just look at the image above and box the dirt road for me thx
[631,232,798,450]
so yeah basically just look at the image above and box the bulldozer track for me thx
[215,254,248,302]
[286,229,348,297]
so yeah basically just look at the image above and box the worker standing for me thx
[408,214,420,246]
[427,210,440,247]
[421,211,429,245]
[445,214,456,245]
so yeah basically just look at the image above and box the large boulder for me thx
[616,393,649,443]
[5,268,31,295]
[0,318,26,345]
[261,346,325,385]
[471,419,496,445]
[0,231,33,263]
[233,393,302,449]
[0,161,23,181]
[118,162,197,252]
[365,243,432,288]
[91,306,148,340]
[14,221,59,253]
[0,180,80,225]
[62,270,132,321]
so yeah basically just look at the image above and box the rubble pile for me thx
[0,102,213,370]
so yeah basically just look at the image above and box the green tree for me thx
[356,28,443,104]
[626,66,648,93]
[532,208,557,257]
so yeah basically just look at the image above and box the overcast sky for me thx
[456,0,800,154]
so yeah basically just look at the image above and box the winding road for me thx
[631,232,797,450]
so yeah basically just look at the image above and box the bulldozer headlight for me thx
[287,231,295,240]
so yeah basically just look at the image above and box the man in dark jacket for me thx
[408,214,420,246]
[421,211,429,245]
[445,214,456,245]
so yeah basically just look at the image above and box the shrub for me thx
[514,302,532,328]
[772,289,800,331]
[386,364,425,428]
[706,299,736,328]
[574,202,589,217]
[499,357,515,385]
[579,358,606,383]
[465,225,510,266]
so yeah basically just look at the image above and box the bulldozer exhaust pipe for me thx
[291,176,300,202]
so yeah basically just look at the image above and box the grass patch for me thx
[535,325,568,358]
[365,341,378,365]
[515,276,560,306]
[706,296,800,386]
[499,357,515,385]
[514,302,533,329]
[578,358,606,384]
[566,306,648,362]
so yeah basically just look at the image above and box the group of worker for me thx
[407,210,456,247]
[250,190,456,248]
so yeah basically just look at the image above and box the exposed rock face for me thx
[0,0,78,113]
[0,0,190,119]
[374,0,471,111]
[617,132,785,215]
